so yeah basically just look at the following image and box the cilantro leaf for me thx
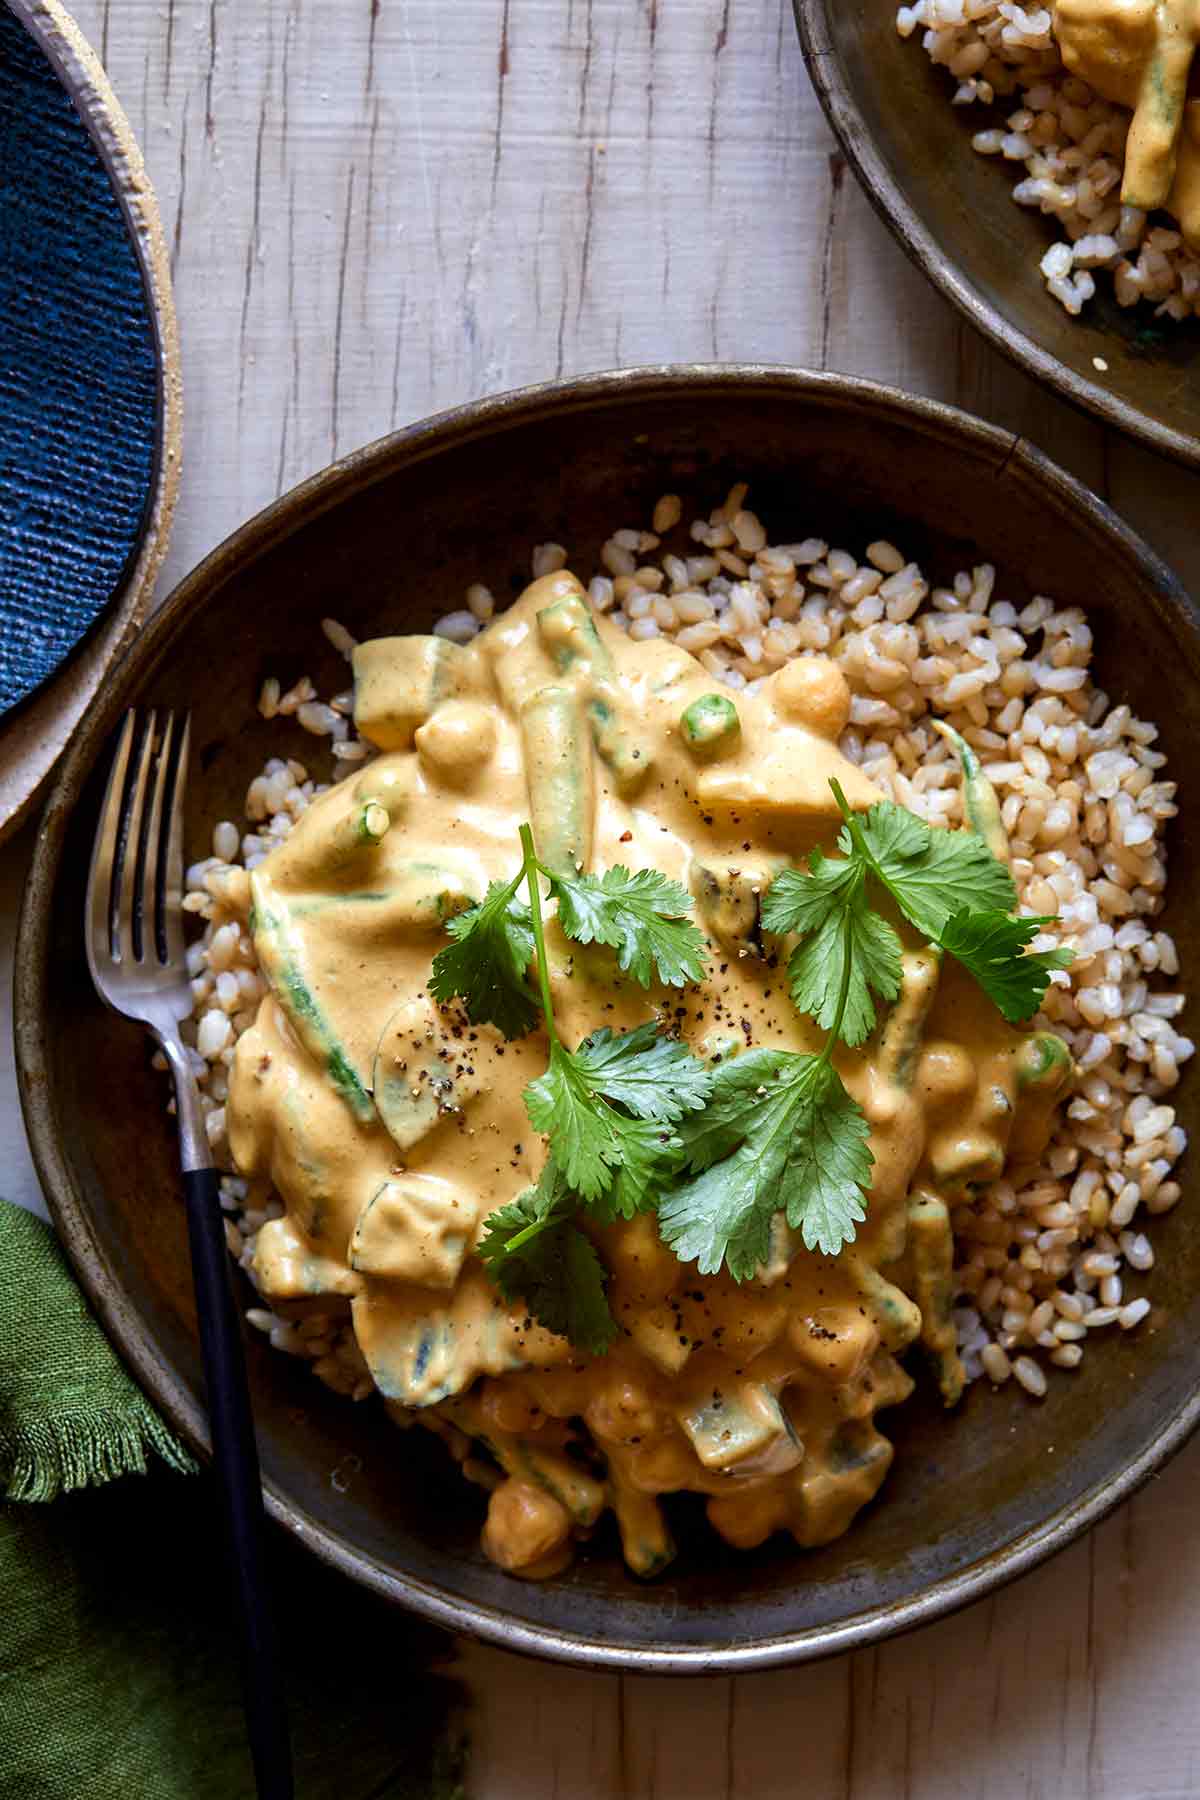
[571,1022,713,1120]
[550,864,708,988]
[524,1045,681,1203]
[673,1048,792,1170]
[477,1166,617,1354]
[761,848,859,935]
[849,799,1016,939]
[762,851,903,1047]
[657,1053,872,1278]
[781,1058,873,1254]
[428,876,538,1037]
[939,908,1074,1023]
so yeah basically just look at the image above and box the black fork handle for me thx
[183,1166,294,1800]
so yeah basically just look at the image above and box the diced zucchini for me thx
[349,1176,470,1291]
[689,854,783,955]
[676,1382,802,1474]
[373,998,482,1151]
[249,873,374,1121]
[352,636,482,749]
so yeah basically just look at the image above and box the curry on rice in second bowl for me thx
[177,485,1188,1583]
[898,0,1200,322]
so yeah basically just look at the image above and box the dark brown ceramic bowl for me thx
[794,0,1200,469]
[16,368,1200,1672]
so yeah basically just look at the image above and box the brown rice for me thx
[173,483,1189,1403]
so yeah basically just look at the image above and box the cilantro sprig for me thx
[657,1050,873,1274]
[429,762,1075,1344]
[427,881,538,1038]
[431,825,713,1348]
[477,1162,618,1355]
[552,865,708,988]
[518,854,707,1209]
[763,781,1073,1028]
[428,842,707,1035]
[660,773,1074,1281]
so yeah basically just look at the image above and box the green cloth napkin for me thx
[0,1201,468,1799]
[0,1202,195,1499]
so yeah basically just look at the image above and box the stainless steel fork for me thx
[86,710,294,1800]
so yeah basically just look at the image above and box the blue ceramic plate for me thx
[0,3,161,718]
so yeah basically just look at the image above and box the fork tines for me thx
[86,709,191,980]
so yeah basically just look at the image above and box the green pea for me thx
[680,693,741,758]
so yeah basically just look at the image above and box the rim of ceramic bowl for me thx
[792,0,1200,474]
[16,365,1200,1672]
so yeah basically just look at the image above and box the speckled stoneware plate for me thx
[17,369,1200,1672]
[793,0,1200,469]
[0,0,180,839]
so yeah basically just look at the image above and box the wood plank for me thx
[21,3,1200,1794]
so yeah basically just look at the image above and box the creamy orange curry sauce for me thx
[1053,0,1200,247]
[227,573,1070,1579]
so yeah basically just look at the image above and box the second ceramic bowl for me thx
[794,0,1200,468]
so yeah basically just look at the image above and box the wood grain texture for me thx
[8,1,1199,1793]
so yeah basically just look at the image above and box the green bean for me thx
[509,1444,607,1527]
[585,692,653,792]
[933,719,1009,863]
[1009,1029,1075,1169]
[537,591,612,677]
[680,693,742,759]
[537,594,654,793]
[931,1133,1006,1193]
[609,1484,675,1578]
[1016,1030,1073,1093]
[384,861,479,930]
[519,684,594,875]
[906,1189,965,1406]
[326,799,391,869]
[843,1256,923,1352]
[446,1399,606,1525]
[249,874,375,1120]
[877,947,941,1090]
[1124,8,1195,210]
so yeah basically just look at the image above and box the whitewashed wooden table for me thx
[7,2,1200,1793]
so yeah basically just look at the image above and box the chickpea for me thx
[481,1478,572,1578]
[414,700,496,783]
[354,759,416,811]
[788,1306,878,1385]
[707,1484,789,1550]
[916,1040,978,1105]
[477,1378,545,1437]
[585,1378,665,1446]
[771,655,851,738]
